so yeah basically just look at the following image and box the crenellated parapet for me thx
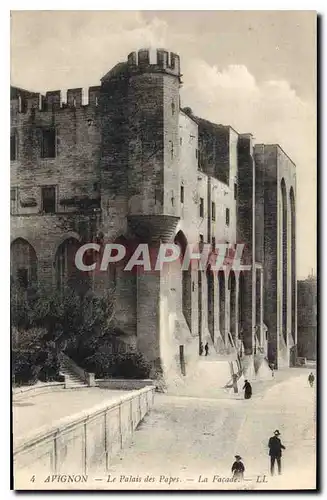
[127,48,181,80]
[10,85,101,113]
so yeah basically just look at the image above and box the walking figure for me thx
[231,455,245,481]
[243,379,252,399]
[308,372,315,387]
[199,342,204,356]
[204,342,209,356]
[268,430,286,475]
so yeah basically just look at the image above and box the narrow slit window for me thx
[10,134,17,161]
[211,201,216,221]
[226,208,230,226]
[200,197,204,218]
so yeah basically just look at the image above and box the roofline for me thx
[254,143,296,167]
[179,108,198,125]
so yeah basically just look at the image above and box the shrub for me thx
[12,349,41,386]
[12,328,60,385]
[84,349,152,379]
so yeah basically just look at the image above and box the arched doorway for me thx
[281,179,287,344]
[11,238,37,289]
[229,271,236,343]
[174,231,192,332]
[290,187,296,344]
[207,267,214,342]
[55,237,90,295]
[238,271,245,345]
[218,270,225,342]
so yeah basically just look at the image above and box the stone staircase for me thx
[60,355,88,389]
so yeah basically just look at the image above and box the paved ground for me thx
[103,368,316,491]
[13,387,130,443]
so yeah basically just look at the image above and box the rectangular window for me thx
[181,185,184,204]
[211,201,216,221]
[41,128,56,158]
[234,183,237,200]
[10,188,17,214]
[17,268,28,289]
[200,197,204,218]
[226,208,230,226]
[195,149,198,159]
[10,134,17,161]
[42,186,56,213]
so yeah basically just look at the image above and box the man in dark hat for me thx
[231,455,245,480]
[268,430,286,475]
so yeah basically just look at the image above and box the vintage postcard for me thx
[11,10,317,491]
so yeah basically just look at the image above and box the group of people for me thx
[232,430,286,480]
[231,372,315,481]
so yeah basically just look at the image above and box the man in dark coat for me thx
[231,455,245,480]
[204,342,209,356]
[268,430,286,475]
[308,372,315,387]
[243,379,252,399]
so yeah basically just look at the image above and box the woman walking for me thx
[243,379,252,400]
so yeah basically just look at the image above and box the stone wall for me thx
[13,386,155,489]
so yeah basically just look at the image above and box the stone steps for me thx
[60,362,88,389]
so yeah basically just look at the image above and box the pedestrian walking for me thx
[204,342,209,356]
[231,455,245,481]
[268,430,286,475]
[308,372,315,387]
[199,342,204,356]
[243,379,252,399]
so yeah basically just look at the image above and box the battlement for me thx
[10,86,101,112]
[127,49,181,78]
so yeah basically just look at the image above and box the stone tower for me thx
[126,48,181,241]
[127,49,183,372]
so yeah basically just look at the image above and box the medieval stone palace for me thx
[11,48,297,386]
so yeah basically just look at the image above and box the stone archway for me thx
[11,238,37,289]
[229,271,237,343]
[218,270,225,342]
[206,267,214,342]
[55,237,90,295]
[290,187,296,344]
[281,178,288,344]
[174,230,192,332]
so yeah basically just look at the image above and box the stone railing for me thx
[96,379,155,390]
[13,386,155,486]
[13,382,65,400]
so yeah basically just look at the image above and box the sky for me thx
[10,10,317,279]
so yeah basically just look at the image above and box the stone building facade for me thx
[10,49,297,385]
